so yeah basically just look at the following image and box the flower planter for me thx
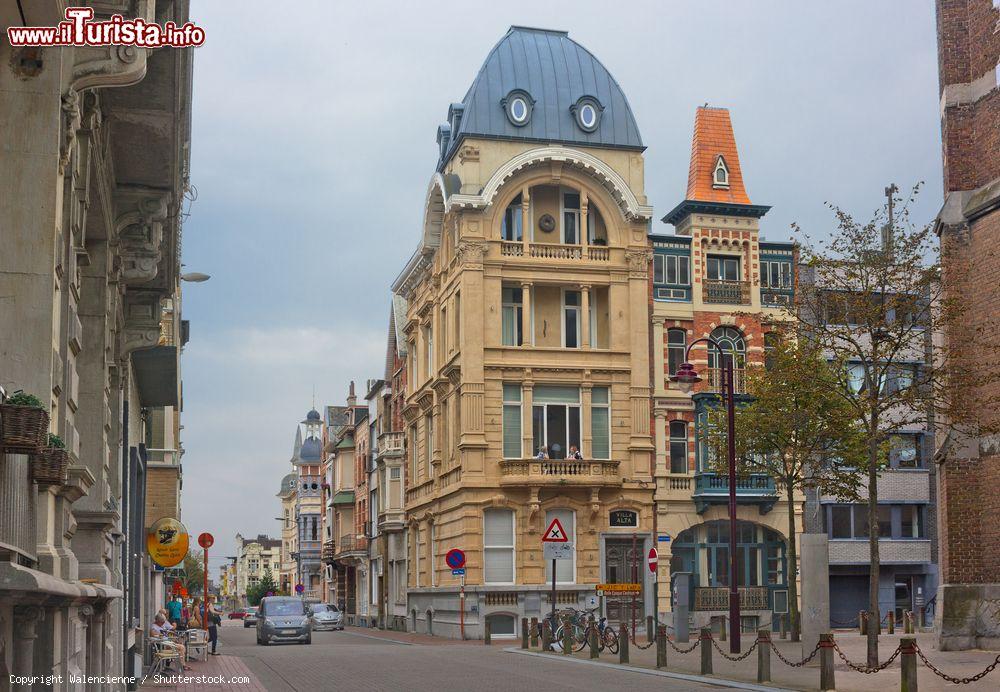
[0,404,50,455]
[31,446,69,485]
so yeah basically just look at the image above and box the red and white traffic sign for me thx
[648,547,658,573]
[542,517,569,542]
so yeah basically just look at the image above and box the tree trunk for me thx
[866,435,880,667]
[786,484,800,641]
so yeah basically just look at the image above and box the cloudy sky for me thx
[178,0,943,566]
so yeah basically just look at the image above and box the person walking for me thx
[166,596,182,627]
[189,597,204,630]
[206,597,222,656]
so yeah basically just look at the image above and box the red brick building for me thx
[934,0,1000,651]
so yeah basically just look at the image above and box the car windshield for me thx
[266,600,304,616]
[311,604,329,613]
[246,608,257,613]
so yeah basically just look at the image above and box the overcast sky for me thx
[178,0,943,568]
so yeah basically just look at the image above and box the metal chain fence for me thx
[710,635,758,661]
[769,638,822,667]
[665,636,700,654]
[914,644,1000,684]
[831,640,900,674]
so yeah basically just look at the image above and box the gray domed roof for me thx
[300,435,322,461]
[277,472,297,497]
[441,26,643,167]
[305,408,321,422]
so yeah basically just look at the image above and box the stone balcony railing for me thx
[498,241,610,262]
[498,458,621,487]
[703,279,751,305]
[692,472,777,514]
[376,431,404,458]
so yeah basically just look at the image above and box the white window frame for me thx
[501,286,524,346]
[590,386,611,460]
[707,255,741,282]
[713,155,730,188]
[483,509,516,585]
[562,289,582,349]
[761,260,792,289]
[502,384,523,459]
[560,188,581,245]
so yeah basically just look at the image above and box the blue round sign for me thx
[295,583,304,594]
[445,548,466,570]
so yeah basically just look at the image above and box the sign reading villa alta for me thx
[609,510,638,528]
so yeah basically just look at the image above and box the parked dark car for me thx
[256,597,311,645]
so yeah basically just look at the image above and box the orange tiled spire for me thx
[685,106,751,205]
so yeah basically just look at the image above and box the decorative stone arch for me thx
[421,174,449,251]
[448,145,653,222]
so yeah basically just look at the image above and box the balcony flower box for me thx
[0,393,49,455]
[31,434,69,485]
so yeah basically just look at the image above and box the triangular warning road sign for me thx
[542,518,569,542]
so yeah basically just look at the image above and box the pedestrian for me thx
[189,597,204,630]
[181,599,190,629]
[206,597,222,656]
[166,596,182,627]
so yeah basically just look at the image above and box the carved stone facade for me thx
[0,1,193,685]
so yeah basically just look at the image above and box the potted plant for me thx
[0,391,50,455]
[32,433,69,485]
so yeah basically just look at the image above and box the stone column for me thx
[800,534,830,657]
[580,383,593,459]
[12,606,43,685]
[521,381,534,459]
[89,603,107,688]
[580,192,589,250]
[520,187,530,254]
[651,319,666,396]
[653,411,668,476]
[580,285,591,349]
[520,282,532,347]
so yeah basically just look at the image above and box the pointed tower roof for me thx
[291,426,302,461]
[662,106,771,227]
[686,107,750,205]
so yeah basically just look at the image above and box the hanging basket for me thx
[0,404,49,455]
[31,446,69,485]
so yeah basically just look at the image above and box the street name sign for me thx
[543,542,573,561]
[542,517,569,542]
[595,583,641,594]
[451,568,466,576]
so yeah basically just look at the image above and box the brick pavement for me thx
[510,629,1000,692]
[139,653,265,691]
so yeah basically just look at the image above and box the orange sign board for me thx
[147,517,189,568]
[596,583,642,593]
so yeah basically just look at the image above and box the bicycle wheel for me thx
[573,624,589,652]
[603,627,619,654]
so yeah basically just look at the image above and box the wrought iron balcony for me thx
[703,279,751,305]
[692,472,777,514]
[498,458,621,487]
[693,586,771,611]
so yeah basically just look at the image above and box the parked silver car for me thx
[243,606,258,628]
[256,596,311,645]
[309,603,344,631]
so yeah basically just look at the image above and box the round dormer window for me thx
[503,90,533,127]
[573,96,603,133]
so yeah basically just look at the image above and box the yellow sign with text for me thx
[596,583,641,593]
[147,517,189,568]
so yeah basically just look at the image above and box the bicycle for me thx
[550,608,618,654]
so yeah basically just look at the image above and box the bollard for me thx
[521,618,529,649]
[819,633,835,692]
[900,636,918,692]
[541,621,552,652]
[917,607,924,630]
[619,624,630,664]
[562,616,572,655]
[780,613,787,640]
[888,610,895,634]
[484,618,492,645]
[647,615,655,644]
[860,610,867,636]
[719,616,727,642]
[700,627,713,675]
[757,629,771,683]
[588,623,599,659]
[530,617,539,648]
[656,625,667,669]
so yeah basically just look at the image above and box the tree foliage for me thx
[182,550,205,596]
[246,568,278,606]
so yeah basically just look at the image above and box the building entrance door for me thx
[895,578,912,622]
[604,537,642,624]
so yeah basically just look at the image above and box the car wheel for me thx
[304,636,312,645]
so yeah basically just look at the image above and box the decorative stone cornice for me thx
[59,89,82,174]
[626,248,654,278]
[70,2,152,91]
[13,605,44,638]
[114,191,169,284]
[456,239,488,269]
[120,289,162,357]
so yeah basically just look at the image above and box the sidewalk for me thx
[342,625,483,646]
[138,654,266,691]
[506,630,1000,691]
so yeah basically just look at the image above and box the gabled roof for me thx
[686,107,751,205]
[441,26,643,168]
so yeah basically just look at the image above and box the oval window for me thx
[510,97,528,124]
[503,90,533,127]
[580,104,597,128]
[573,96,602,132]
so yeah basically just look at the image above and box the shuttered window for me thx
[502,384,522,458]
[484,509,515,584]
[590,387,610,459]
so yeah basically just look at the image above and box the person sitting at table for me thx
[150,613,189,669]
[535,446,549,460]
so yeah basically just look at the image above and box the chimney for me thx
[347,380,356,407]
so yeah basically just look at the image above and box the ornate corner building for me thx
[391,26,655,638]
[650,107,801,631]
[0,0,193,682]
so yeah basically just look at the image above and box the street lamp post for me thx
[670,337,741,653]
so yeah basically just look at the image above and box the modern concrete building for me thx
[932,0,1000,651]
[0,0,193,683]
[391,26,655,639]
[650,106,801,633]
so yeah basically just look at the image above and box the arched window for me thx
[669,421,688,474]
[501,193,523,241]
[708,327,746,370]
[483,509,515,584]
[713,156,729,188]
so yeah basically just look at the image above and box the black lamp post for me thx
[670,337,741,653]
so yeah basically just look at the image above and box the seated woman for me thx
[150,613,189,669]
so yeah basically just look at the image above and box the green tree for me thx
[182,550,205,596]
[706,336,866,641]
[794,185,1000,665]
[246,568,278,606]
